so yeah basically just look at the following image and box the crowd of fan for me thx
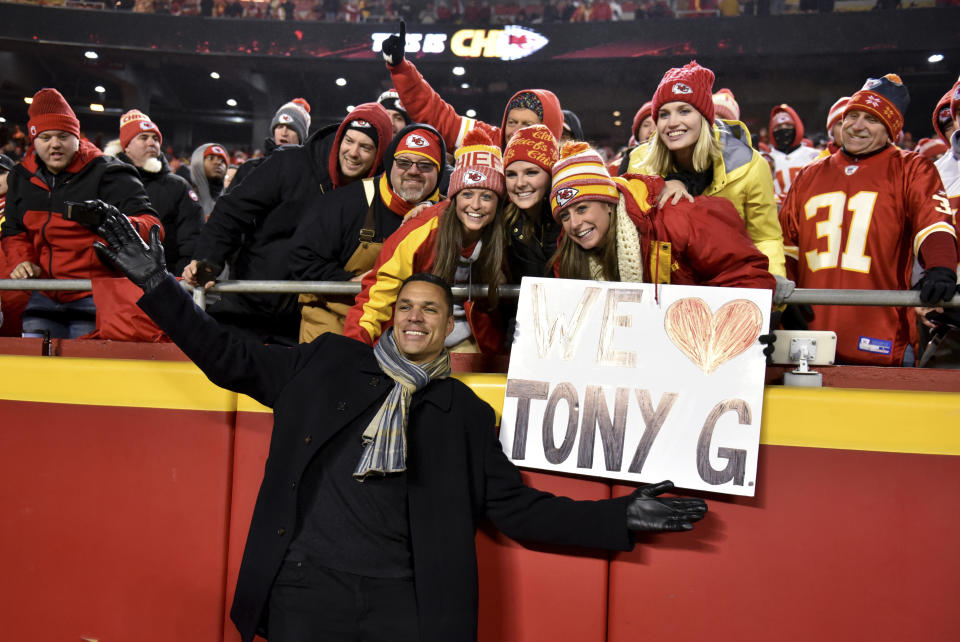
[1,34,958,367]
[10,0,956,23]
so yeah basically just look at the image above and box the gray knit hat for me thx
[270,98,311,144]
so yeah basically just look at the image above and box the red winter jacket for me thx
[389,59,563,150]
[1,139,160,302]
[556,174,775,291]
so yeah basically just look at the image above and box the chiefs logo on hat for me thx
[211,146,225,155]
[405,134,428,148]
[352,120,371,128]
[278,114,293,123]
[29,125,37,136]
[464,170,485,184]
[555,187,579,206]
[672,83,693,95]
[140,121,154,130]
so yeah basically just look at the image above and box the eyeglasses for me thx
[394,158,437,173]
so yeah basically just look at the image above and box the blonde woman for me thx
[625,61,786,278]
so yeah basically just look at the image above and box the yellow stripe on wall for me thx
[0,355,237,412]
[2,356,958,456]
[760,386,960,455]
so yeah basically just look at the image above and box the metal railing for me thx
[1,278,958,310]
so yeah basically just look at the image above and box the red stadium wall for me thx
[1,348,958,642]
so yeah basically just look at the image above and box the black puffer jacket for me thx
[117,152,201,274]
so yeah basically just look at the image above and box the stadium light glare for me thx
[226,98,238,107]
[452,66,466,76]
[336,78,348,87]
[210,72,221,79]
[465,109,477,118]
[84,51,99,60]
[928,53,944,63]
[90,103,105,112]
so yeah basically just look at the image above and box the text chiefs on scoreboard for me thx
[371,26,549,61]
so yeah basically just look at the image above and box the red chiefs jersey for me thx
[780,146,956,365]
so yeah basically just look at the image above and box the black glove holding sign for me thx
[916,267,958,306]
[381,20,406,67]
[626,481,707,532]
[93,203,168,293]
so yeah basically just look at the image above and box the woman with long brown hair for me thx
[501,124,561,280]
[345,129,508,353]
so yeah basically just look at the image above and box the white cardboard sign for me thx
[499,278,772,497]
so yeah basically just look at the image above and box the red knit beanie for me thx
[119,109,163,149]
[502,124,559,173]
[631,101,653,140]
[27,88,80,141]
[651,61,716,124]
[448,129,504,198]
[844,74,910,141]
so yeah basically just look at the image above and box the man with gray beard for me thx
[289,124,448,341]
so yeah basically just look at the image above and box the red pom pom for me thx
[460,127,495,148]
[292,98,311,113]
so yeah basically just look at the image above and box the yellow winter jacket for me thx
[627,120,786,278]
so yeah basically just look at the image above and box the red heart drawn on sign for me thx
[663,298,763,375]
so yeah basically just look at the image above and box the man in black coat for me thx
[182,102,394,344]
[96,209,708,642]
[116,110,201,274]
[289,123,449,341]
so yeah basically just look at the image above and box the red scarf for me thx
[378,174,440,216]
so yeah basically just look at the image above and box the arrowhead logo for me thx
[501,25,549,61]
[352,120,371,128]
[844,165,859,175]
[278,114,293,123]
[465,170,485,184]
[406,134,428,147]
[555,187,579,206]
[672,83,693,95]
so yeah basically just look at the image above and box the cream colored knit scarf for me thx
[587,195,643,282]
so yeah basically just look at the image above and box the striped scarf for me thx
[353,327,452,480]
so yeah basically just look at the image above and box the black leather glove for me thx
[916,267,957,305]
[779,304,814,331]
[382,20,406,66]
[758,332,776,363]
[93,207,168,293]
[625,481,707,532]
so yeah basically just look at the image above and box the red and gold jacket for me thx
[0,139,160,303]
[344,200,505,353]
